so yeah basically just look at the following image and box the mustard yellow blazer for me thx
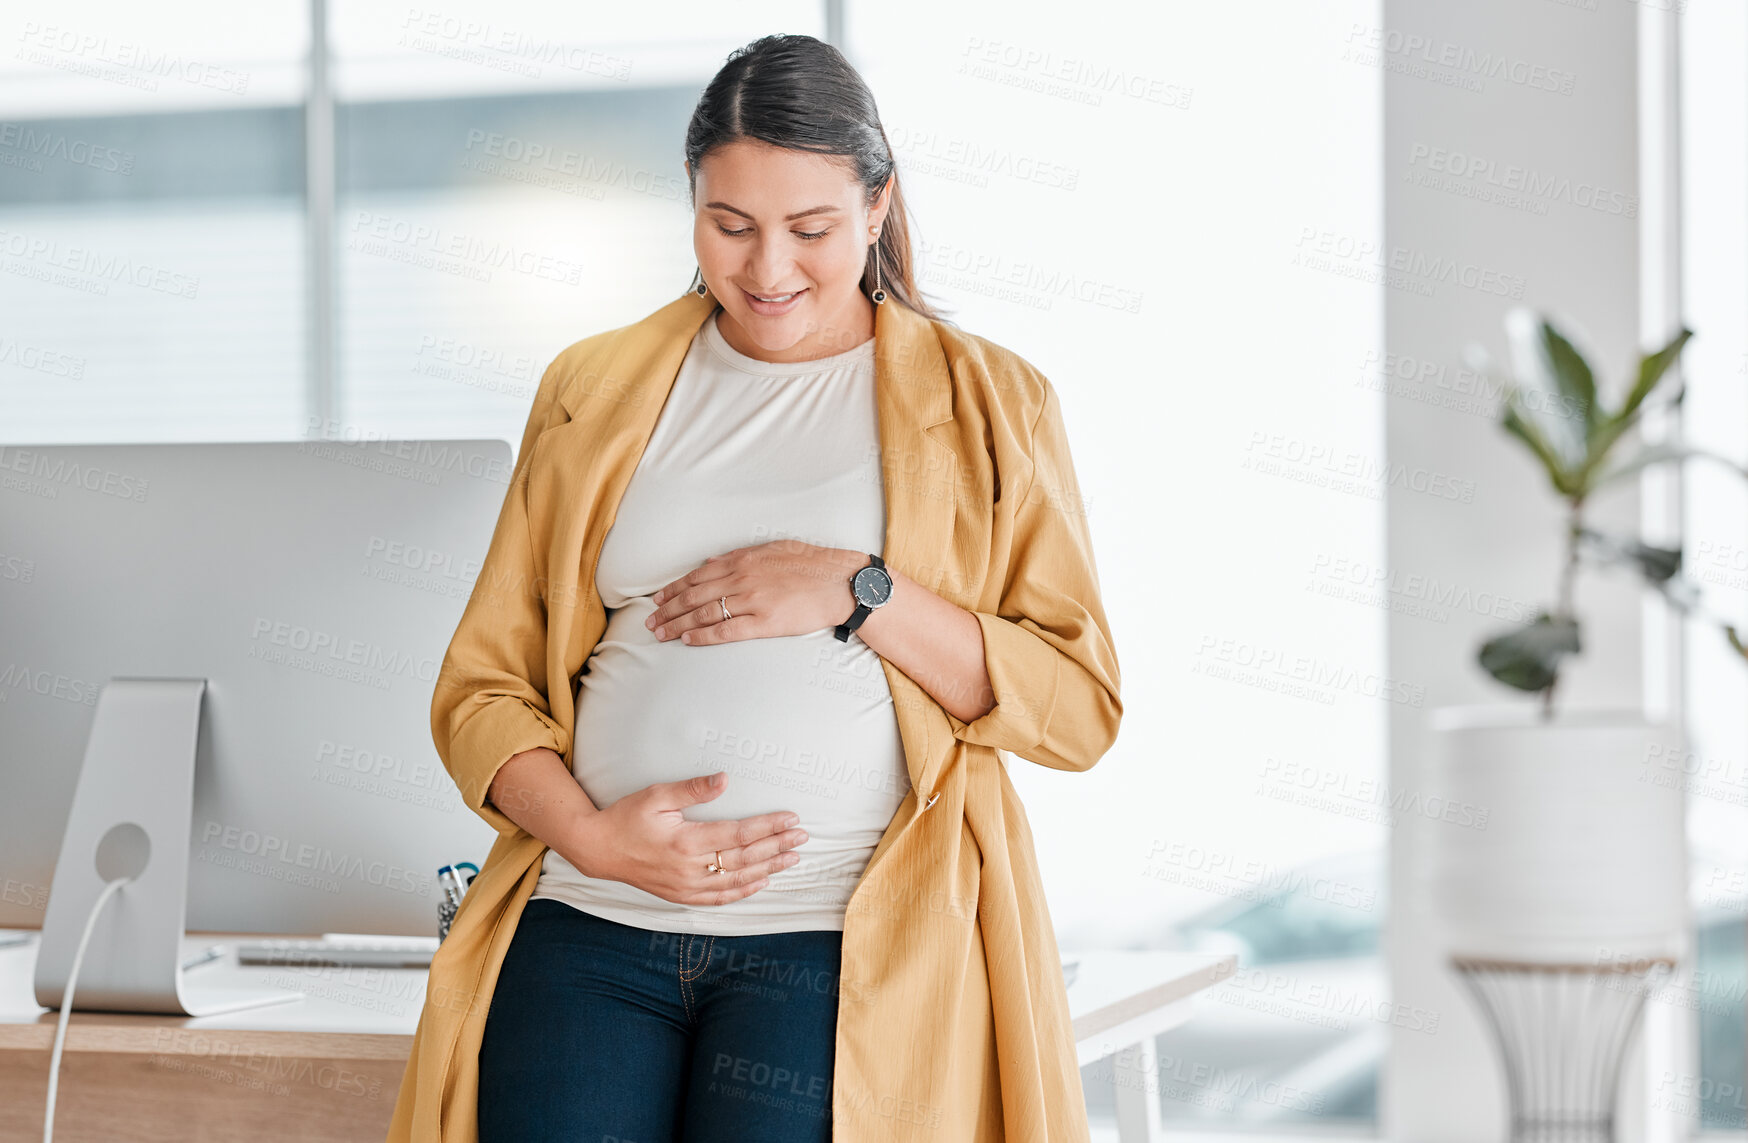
[386,288,1123,1141]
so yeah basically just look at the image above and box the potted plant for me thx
[1422,310,1748,964]
[1472,312,1746,707]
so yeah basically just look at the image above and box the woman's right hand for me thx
[572,771,809,906]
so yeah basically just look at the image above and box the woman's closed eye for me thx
[715,224,829,241]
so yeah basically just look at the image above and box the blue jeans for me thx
[478,897,842,1143]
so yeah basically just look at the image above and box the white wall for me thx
[1382,2,1648,1140]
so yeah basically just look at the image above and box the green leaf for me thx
[1577,528,1681,582]
[1591,443,1748,491]
[1616,327,1693,425]
[1568,328,1695,492]
[1540,320,1598,435]
[1502,393,1577,496]
[1574,416,1640,489]
[1478,612,1581,693]
[1633,543,1683,582]
[1504,309,1587,468]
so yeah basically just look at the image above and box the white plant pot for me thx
[1421,705,1687,963]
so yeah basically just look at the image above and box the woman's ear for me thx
[871,175,894,229]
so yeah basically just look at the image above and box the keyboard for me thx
[235,934,440,969]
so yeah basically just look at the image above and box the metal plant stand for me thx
[1451,955,1676,1143]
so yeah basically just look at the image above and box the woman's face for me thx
[689,139,891,363]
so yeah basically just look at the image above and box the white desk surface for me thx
[1063,949,1236,1046]
[0,930,1234,1056]
[0,931,425,1053]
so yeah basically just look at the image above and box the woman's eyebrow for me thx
[704,202,844,222]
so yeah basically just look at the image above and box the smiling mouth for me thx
[746,289,805,303]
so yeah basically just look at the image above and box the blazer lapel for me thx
[868,297,960,803]
[549,289,960,800]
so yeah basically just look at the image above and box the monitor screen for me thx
[0,438,513,935]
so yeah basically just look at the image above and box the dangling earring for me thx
[869,230,887,306]
[690,265,708,297]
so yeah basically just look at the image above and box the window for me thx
[0,0,308,440]
[846,0,1385,1133]
[1673,2,1748,1132]
[2,2,1386,1135]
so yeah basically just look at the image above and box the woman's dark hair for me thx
[684,33,948,322]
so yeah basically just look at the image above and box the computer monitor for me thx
[0,439,511,939]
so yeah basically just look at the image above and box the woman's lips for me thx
[742,287,807,316]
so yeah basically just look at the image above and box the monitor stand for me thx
[34,679,302,1016]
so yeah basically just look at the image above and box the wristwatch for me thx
[834,553,893,641]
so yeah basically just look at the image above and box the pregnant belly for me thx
[571,598,911,830]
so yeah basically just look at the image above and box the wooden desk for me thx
[0,930,1232,1143]
[0,930,419,1143]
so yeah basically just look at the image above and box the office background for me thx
[1,1,1744,1141]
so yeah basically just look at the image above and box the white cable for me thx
[43,876,131,1143]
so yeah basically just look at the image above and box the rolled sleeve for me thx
[444,688,569,834]
[944,610,1060,755]
[429,362,573,835]
[944,380,1122,772]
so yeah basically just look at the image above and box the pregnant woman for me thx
[388,32,1122,1143]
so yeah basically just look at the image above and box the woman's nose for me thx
[746,238,795,288]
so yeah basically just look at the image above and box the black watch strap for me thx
[834,553,886,642]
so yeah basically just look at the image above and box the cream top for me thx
[530,311,910,934]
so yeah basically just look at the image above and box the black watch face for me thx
[852,566,892,607]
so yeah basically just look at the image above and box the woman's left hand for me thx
[645,541,868,645]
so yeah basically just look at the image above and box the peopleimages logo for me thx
[0,123,133,175]
[0,447,149,501]
[397,8,633,81]
[460,129,685,200]
[349,210,584,286]
[0,227,200,299]
[1405,142,1637,218]
[0,336,86,379]
[14,22,252,95]
[1292,226,1526,299]
[1342,23,1576,96]
[198,820,427,896]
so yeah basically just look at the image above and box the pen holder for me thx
[436,861,479,944]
